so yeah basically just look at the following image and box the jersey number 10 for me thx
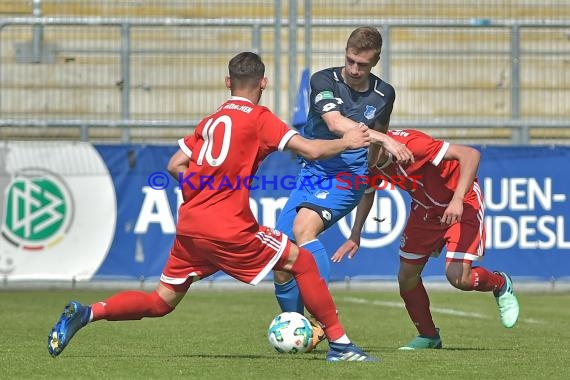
[196,115,233,167]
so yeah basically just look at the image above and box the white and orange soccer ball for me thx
[267,312,313,354]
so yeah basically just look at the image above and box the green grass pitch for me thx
[1,287,568,379]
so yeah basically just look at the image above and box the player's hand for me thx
[441,198,463,225]
[331,236,361,262]
[381,135,414,164]
[343,124,371,149]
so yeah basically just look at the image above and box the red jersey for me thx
[369,129,480,216]
[176,96,297,242]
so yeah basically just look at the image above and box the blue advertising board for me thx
[90,144,570,282]
[5,142,566,281]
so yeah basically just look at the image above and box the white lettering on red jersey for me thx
[176,96,297,241]
[369,129,479,215]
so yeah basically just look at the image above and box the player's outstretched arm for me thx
[167,149,190,180]
[331,190,376,263]
[440,144,481,225]
[320,111,413,164]
[285,124,370,161]
[368,129,414,164]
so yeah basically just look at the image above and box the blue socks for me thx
[301,239,330,283]
[274,239,330,314]
[274,278,304,314]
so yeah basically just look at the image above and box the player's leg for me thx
[274,258,326,352]
[397,210,444,350]
[445,260,505,292]
[397,256,442,350]
[207,226,376,362]
[293,209,329,278]
[445,260,519,328]
[274,175,364,315]
[92,234,208,321]
[47,235,207,357]
[278,209,328,351]
[290,175,365,283]
[277,243,378,362]
[273,207,327,312]
[91,282,186,322]
[273,185,306,314]
[444,199,519,328]
[47,282,186,358]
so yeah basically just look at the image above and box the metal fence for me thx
[0,2,569,143]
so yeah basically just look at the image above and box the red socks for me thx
[91,290,174,322]
[470,267,506,293]
[399,268,506,337]
[400,280,438,337]
[288,247,345,341]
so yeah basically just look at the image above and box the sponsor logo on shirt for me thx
[314,90,335,104]
[364,105,376,120]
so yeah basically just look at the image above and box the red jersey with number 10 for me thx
[176,96,297,242]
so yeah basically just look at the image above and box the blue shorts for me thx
[275,170,366,240]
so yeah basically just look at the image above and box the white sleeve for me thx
[278,130,299,151]
[178,138,193,158]
[432,141,449,166]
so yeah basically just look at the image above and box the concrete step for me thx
[3,0,570,19]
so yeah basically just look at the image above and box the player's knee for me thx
[290,247,318,276]
[446,272,470,290]
[292,209,323,243]
[149,291,175,317]
[398,273,420,292]
[292,222,316,243]
[274,270,294,284]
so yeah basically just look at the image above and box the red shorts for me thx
[399,188,486,264]
[160,226,290,290]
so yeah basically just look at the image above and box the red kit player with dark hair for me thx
[333,129,520,349]
[47,52,378,362]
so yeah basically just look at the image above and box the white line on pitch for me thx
[341,297,544,324]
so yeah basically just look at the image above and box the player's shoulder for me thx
[370,74,396,99]
[255,104,271,113]
[254,104,281,121]
[311,67,341,82]
[254,105,290,132]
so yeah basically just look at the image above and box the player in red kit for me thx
[332,129,520,349]
[47,52,378,362]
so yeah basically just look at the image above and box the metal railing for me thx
[0,15,568,143]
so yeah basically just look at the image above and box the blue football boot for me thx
[48,301,91,357]
[326,342,380,362]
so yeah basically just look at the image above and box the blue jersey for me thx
[301,67,395,176]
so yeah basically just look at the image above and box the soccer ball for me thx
[267,312,313,354]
